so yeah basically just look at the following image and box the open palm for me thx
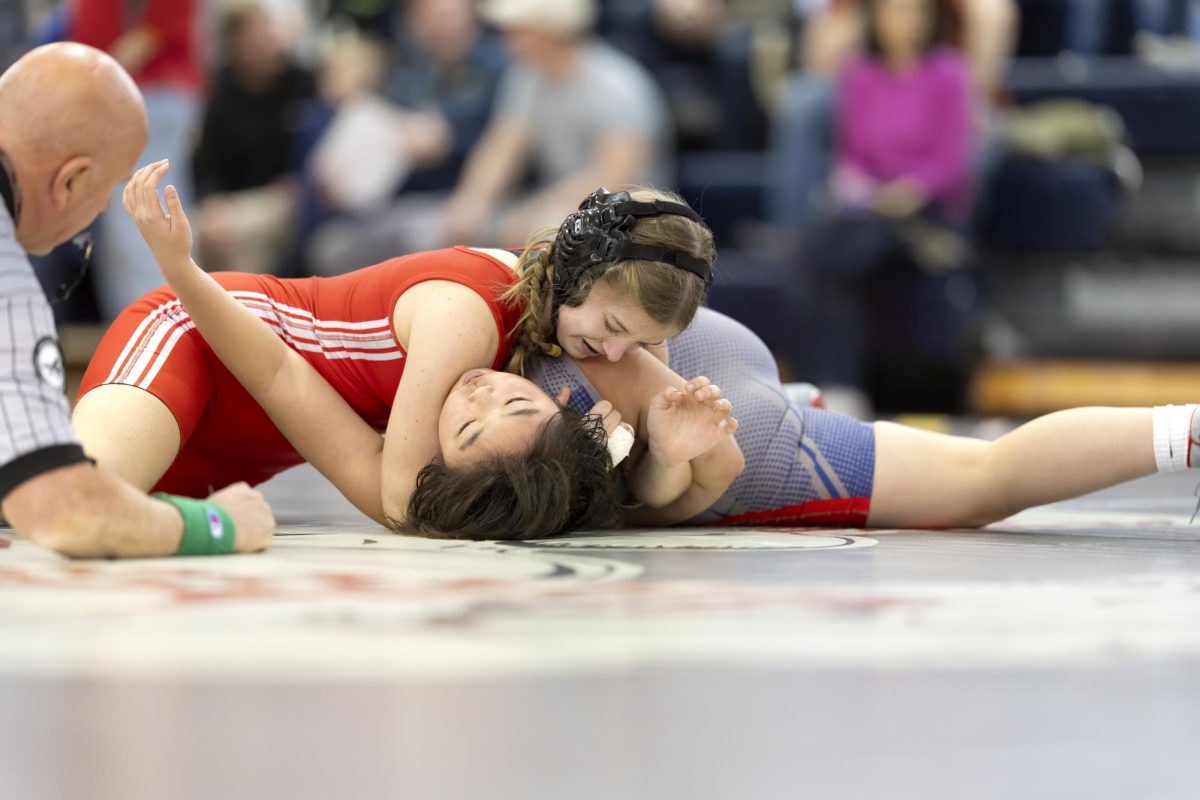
[646,376,738,467]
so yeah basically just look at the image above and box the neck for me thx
[884,48,921,72]
[540,41,581,80]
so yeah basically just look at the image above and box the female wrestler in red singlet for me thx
[73,161,718,529]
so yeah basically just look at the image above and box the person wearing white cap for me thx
[306,0,672,274]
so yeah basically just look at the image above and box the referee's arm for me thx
[4,461,187,558]
[0,291,188,557]
[0,309,274,558]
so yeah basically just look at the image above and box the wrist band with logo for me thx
[155,493,236,556]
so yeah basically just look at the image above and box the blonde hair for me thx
[502,188,714,375]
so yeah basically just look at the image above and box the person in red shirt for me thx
[69,0,205,319]
[74,163,720,535]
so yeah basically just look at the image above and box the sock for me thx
[1152,404,1200,472]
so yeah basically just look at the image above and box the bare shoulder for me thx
[391,280,499,355]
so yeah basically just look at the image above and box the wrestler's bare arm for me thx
[123,161,397,525]
[382,282,499,523]
[579,349,743,524]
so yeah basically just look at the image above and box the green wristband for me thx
[155,493,236,556]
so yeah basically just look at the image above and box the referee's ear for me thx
[50,156,94,211]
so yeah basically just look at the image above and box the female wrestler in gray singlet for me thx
[528,307,877,526]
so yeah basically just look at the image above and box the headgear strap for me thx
[550,189,712,329]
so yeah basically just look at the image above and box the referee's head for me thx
[0,43,148,255]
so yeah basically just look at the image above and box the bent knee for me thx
[73,384,180,488]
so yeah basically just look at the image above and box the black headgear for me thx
[551,189,711,322]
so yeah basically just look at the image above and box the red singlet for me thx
[79,247,522,496]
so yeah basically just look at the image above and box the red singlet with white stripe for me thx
[79,247,522,496]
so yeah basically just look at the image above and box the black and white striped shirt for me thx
[0,202,88,500]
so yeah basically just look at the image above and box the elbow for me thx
[381,498,409,531]
[713,442,746,487]
[730,448,746,480]
[27,511,106,559]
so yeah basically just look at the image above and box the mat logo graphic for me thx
[512,530,877,551]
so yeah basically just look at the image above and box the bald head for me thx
[0,44,148,254]
[0,43,147,166]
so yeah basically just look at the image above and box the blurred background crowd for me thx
[4,0,1200,417]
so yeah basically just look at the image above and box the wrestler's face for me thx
[439,368,561,468]
[555,286,678,363]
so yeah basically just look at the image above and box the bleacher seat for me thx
[1007,58,1200,155]
[980,155,1121,250]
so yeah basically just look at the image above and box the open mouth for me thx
[581,338,600,357]
[461,369,485,386]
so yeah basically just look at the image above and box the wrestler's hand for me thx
[207,482,276,553]
[122,159,195,278]
[587,398,624,436]
[646,376,738,467]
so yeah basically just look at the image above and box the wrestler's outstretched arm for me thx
[124,161,388,523]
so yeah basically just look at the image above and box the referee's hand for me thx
[207,483,276,553]
[123,159,194,278]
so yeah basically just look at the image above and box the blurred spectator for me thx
[790,0,977,402]
[1065,0,1197,56]
[306,0,671,275]
[0,2,26,70]
[69,0,204,319]
[192,1,315,274]
[770,0,1014,233]
[382,0,505,191]
[324,0,396,39]
[602,0,787,151]
[298,0,502,257]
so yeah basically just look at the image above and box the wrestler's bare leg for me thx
[72,384,181,491]
[868,408,1156,529]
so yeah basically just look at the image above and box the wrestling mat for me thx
[5,465,1200,799]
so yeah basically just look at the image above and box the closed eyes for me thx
[457,398,530,436]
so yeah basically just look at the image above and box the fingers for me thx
[164,184,183,223]
[140,160,170,218]
[555,387,571,406]
[122,177,136,216]
[587,399,623,434]
[124,160,169,222]
[683,377,722,408]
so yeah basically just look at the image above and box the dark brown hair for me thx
[402,408,620,540]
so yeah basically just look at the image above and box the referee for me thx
[0,43,274,558]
